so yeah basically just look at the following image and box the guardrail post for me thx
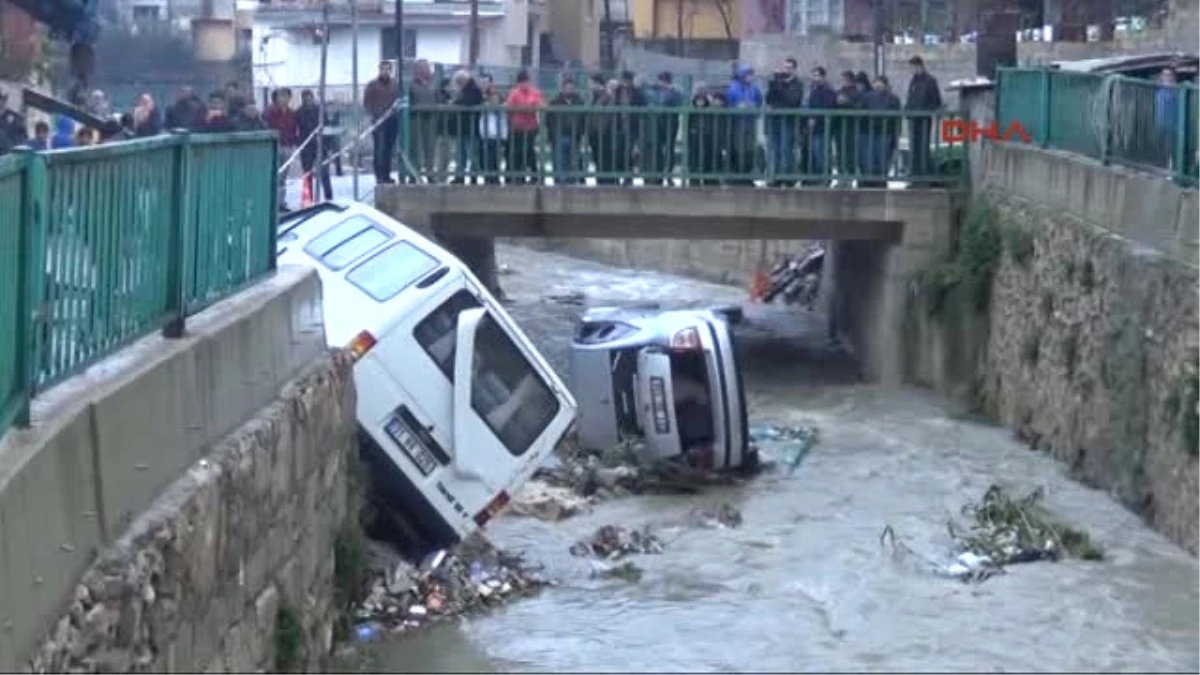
[14,150,45,424]
[163,132,192,339]
[678,105,690,185]
[267,131,279,270]
[1172,85,1189,185]
[1039,69,1051,148]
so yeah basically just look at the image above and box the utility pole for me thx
[317,0,329,202]
[351,0,360,200]
[871,0,884,77]
[394,0,404,93]
[602,0,614,70]
[469,0,480,65]
[675,0,685,56]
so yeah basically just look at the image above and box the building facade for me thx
[628,0,741,40]
[248,0,543,91]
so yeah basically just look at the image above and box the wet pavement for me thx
[352,242,1200,673]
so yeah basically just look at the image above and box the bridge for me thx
[0,64,1196,672]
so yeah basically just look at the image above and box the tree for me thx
[711,0,736,40]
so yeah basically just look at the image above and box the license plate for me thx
[384,417,438,476]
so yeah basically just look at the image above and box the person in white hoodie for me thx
[478,88,508,184]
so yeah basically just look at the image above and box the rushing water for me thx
[366,243,1199,673]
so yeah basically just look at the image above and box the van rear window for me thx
[414,290,560,457]
[346,241,441,301]
[303,215,393,270]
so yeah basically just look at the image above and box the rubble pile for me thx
[351,536,552,641]
[881,485,1104,584]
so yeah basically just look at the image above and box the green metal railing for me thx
[0,131,278,440]
[997,68,1199,186]
[399,105,967,186]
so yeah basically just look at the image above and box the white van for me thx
[277,201,577,554]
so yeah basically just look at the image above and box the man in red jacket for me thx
[264,88,298,208]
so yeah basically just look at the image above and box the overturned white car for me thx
[568,303,754,470]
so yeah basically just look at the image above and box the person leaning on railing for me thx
[833,71,863,186]
[725,64,764,187]
[904,55,943,179]
[478,89,508,184]
[586,75,619,185]
[860,75,901,188]
[646,71,683,186]
[1153,67,1179,169]
[505,69,546,185]
[765,58,805,187]
[408,59,441,183]
[450,70,484,185]
[548,77,586,185]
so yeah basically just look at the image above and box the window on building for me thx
[380,27,418,61]
[132,4,162,20]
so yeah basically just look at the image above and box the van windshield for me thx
[414,290,561,457]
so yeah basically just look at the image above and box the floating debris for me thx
[509,481,593,521]
[544,290,586,305]
[948,485,1104,565]
[685,503,744,529]
[351,536,551,640]
[880,485,1103,584]
[749,423,819,474]
[570,524,665,560]
[589,560,644,583]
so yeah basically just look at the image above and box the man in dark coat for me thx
[905,55,943,180]
[860,75,901,188]
[765,57,804,186]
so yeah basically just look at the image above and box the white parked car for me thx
[277,201,577,555]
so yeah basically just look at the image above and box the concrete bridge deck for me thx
[378,184,958,242]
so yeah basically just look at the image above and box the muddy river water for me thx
[366,243,1198,673]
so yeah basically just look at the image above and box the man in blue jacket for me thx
[1153,67,1178,169]
[726,64,763,185]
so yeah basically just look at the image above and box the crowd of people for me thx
[0,81,276,156]
[364,55,945,187]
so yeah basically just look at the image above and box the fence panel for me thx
[185,131,279,312]
[1183,85,1198,185]
[996,68,1047,145]
[36,137,180,389]
[1107,76,1176,172]
[1045,71,1107,159]
[0,155,29,438]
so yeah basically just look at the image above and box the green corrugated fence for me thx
[997,67,1198,186]
[0,131,278,440]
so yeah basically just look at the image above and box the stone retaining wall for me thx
[29,351,358,672]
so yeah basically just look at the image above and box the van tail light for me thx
[671,328,702,351]
[473,490,511,527]
[346,330,377,361]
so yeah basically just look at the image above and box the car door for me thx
[634,347,683,461]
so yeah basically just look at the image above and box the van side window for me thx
[472,315,561,457]
[303,215,394,271]
[346,241,441,302]
[413,291,481,381]
[414,290,560,457]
